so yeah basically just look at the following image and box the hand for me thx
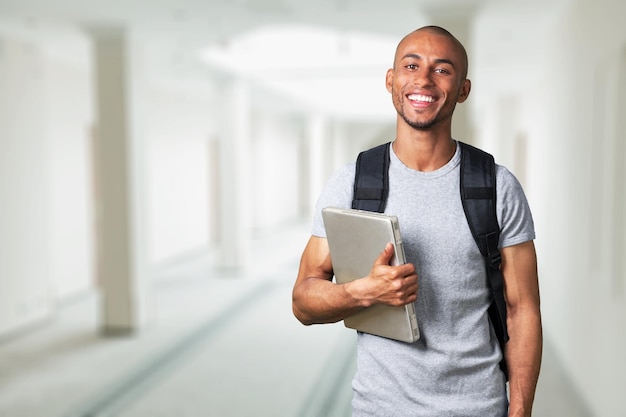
[356,243,419,307]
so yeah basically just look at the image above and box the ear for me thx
[385,68,394,93]
[457,79,471,103]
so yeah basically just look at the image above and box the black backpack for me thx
[352,141,509,380]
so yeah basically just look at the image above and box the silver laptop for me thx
[322,207,419,343]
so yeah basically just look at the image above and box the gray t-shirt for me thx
[312,142,535,417]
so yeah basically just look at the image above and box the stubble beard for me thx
[397,97,456,131]
[400,112,438,130]
[393,86,457,131]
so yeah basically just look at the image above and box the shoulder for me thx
[311,163,356,237]
[458,142,524,196]
[495,164,526,198]
[328,162,356,187]
[319,162,356,205]
[493,164,536,246]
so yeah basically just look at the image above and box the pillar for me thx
[217,78,252,269]
[306,115,328,218]
[90,26,150,333]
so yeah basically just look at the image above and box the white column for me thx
[218,78,252,269]
[90,26,150,333]
[306,115,328,218]
[330,120,351,170]
[297,120,310,218]
[611,47,626,294]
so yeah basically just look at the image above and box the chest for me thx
[384,169,484,281]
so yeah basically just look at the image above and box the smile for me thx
[407,94,435,103]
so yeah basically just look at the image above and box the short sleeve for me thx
[495,165,536,248]
[311,163,356,238]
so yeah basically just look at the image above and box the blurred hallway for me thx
[0,223,355,417]
[1,0,625,416]
[0,223,592,417]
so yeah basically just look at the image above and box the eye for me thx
[434,68,449,74]
[405,64,418,70]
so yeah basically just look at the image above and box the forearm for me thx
[292,277,366,325]
[506,306,543,417]
[293,237,418,326]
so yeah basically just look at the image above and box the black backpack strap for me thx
[459,141,509,380]
[352,142,391,213]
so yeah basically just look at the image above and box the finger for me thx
[373,242,395,266]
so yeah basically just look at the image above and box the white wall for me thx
[43,34,95,299]
[545,2,626,415]
[0,26,98,333]
[0,34,54,334]
[145,85,217,264]
[250,110,303,234]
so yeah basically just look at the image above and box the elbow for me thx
[294,310,314,326]
[506,295,542,320]
[506,300,543,335]
[292,291,314,326]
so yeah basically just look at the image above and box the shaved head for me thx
[385,25,472,132]
[394,26,469,79]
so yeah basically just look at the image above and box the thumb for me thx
[374,242,395,266]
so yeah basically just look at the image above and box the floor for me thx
[0,223,593,417]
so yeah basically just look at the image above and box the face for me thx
[386,30,471,131]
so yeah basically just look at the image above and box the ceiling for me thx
[0,0,488,32]
[0,0,556,119]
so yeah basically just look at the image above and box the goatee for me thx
[401,113,437,130]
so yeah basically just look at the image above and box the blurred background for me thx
[0,0,624,416]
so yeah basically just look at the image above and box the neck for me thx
[393,127,456,172]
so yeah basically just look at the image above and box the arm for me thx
[501,240,542,417]
[292,236,418,325]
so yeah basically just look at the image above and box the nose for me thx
[413,68,433,87]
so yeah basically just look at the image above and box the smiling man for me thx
[292,26,542,417]
[389,27,469,134]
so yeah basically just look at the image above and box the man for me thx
[292,26,542,417]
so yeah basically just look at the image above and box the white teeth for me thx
[408,94,434,102]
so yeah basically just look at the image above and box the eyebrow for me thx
[401,53,456,68]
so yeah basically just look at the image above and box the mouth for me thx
[407,93,435,105]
